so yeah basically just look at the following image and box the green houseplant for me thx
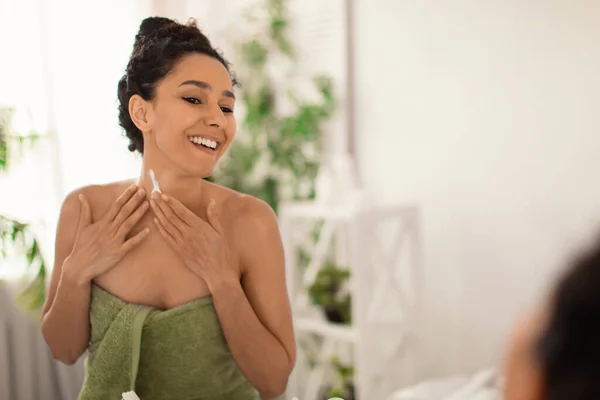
[205,2,355,393]
[0,108,47,313]
[319,356,355,400]
[209,0,349,325]
[207,0,336,214]
[307,260,352,325]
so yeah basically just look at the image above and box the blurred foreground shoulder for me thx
[503,307,547,400]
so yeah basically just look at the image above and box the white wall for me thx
[353,0,600,379]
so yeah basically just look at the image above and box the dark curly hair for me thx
[118,16,238,154]
[536,236,600,399]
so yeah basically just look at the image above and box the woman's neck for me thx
[137,158,206,216]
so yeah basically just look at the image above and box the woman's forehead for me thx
[165,53,233,91]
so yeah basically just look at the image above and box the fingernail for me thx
[78,194,84,201]
[161,194,168,201]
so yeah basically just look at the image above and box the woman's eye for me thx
[183,97,231,113]
[183,97,201,105]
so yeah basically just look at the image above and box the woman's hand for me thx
[150,193,235,288]
[66,185,150,283]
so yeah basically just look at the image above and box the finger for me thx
[160,194,197,224]
[112,188,146,228]
[151,196,188,233]
[120,227,150,253]
[153,218,179,249]
[206,199,224,235]
[115,200,149,239]
[151,199,184,241]
[78,194,92,229]
[104,184,139,222]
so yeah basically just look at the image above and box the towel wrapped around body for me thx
[77,284,261,400]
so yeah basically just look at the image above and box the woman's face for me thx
[144,53,237,177]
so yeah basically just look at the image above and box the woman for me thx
[41,16,296,400]
[503,237,600,399]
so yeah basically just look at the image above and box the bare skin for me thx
[503,307,547,400]
[41,53,296,398]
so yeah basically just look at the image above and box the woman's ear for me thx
[129,94,152,132]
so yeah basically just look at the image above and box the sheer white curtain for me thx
[1,0,152,270]
[0,0,57,277]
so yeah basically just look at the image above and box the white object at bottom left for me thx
[122,391,141,400]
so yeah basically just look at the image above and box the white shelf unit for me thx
[280,200,422,400]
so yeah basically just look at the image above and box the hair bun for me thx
[136,16,176,42]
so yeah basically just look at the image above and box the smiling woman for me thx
[40,16,296,400]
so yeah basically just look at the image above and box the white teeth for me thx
[188,136,217,149]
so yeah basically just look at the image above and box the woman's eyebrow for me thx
[179,80,235,100]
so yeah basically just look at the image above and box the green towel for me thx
[77,284,261,400]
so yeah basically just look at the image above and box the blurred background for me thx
[1,0,600,399]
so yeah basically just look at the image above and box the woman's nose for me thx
[202,104,227,128]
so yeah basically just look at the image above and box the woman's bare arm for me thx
[41,189,93,364]
[207,198,295,399]
[41,184,149,364]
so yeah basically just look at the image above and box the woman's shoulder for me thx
[204,181,274,216]
[206,182,282,271]
[62,179,136,221]
[205,181,278,234]
[223,191,274,220]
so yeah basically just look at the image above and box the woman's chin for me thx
[184,164,216,179]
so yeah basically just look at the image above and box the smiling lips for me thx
[188,135,220,153]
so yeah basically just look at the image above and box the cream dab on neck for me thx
[148,169,161,193]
